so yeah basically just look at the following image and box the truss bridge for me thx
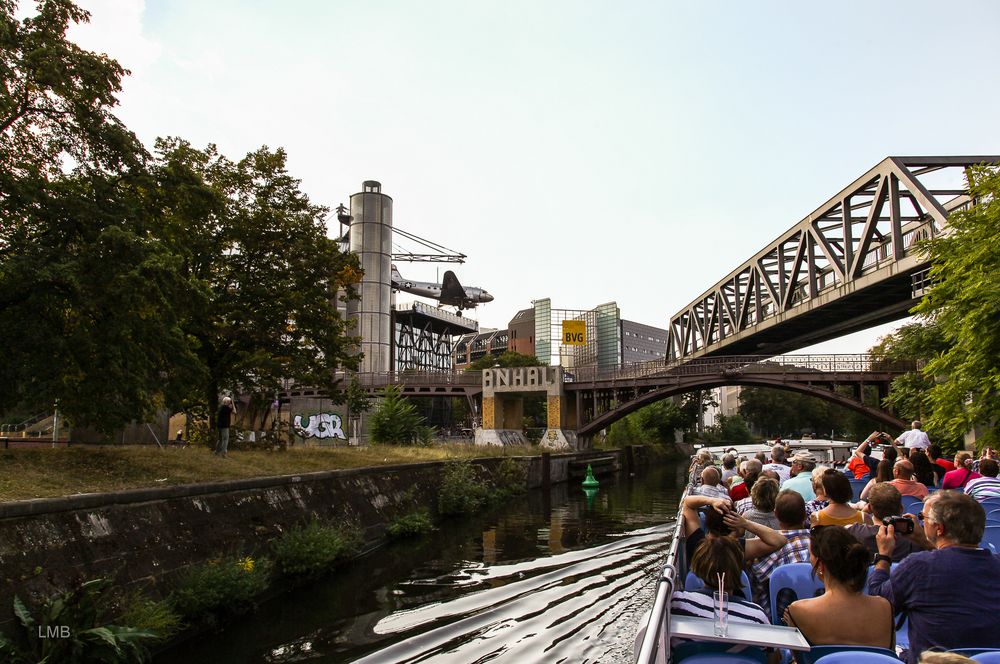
[666,156,1000,361]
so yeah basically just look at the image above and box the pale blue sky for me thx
[68,0,1000,353]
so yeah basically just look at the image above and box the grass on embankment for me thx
[0,444,543,503]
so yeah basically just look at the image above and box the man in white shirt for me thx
[762,444,792,483]
[896,420,931,450]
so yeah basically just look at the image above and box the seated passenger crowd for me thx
[681,426,1000,664]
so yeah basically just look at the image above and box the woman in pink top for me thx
[941,451,981,490]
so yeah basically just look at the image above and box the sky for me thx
[60,0,1000,354]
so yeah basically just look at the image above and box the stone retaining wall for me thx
[0,449,627,628]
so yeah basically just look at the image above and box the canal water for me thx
[159,462,684,663]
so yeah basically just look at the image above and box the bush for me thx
[0,579,159,664]
[438,461,491,516]
[169,555,271,626]
[386,509,434,539]
[272,519,362,578]
[494,458,527,499]
[117,593,182,642]
[369,386,434,445]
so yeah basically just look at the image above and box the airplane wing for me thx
[440,270,466,304]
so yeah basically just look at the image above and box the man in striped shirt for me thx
[965,458,1000,502]
[748,490,812,617]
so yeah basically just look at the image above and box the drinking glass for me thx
[713,590,729,636]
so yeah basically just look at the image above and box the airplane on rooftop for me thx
[390,264,493,316]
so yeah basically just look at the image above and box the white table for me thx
[670,615,812,651]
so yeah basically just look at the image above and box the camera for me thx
[881,515,914,535]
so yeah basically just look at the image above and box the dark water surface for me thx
[159,463,683,663]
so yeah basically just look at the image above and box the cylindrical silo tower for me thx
[347,181,393,374]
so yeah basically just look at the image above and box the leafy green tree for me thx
[369,386,433,445]
[607,397,695,447]
[912,164,1000,446]
[869,322,950,437]
[150,138,362,422]
[0,0,195,430]
[703,414,754,444]
[738,386,880,440]
[464,350,543,371]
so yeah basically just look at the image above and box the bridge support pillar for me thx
[477,366,583,449]
[475,394,528,446]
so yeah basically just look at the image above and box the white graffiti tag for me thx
[292,413,346,440]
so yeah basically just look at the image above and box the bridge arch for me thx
[576,375,906,437]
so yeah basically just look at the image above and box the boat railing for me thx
[634,488,689,664]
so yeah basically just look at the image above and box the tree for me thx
[150,138,362,422]
[869,322,950,440]
[369,386,432,445]
[737,386,880,441]
[607,397,695,447]
[703,414,754,444]
[912,164,1000,446]
[464,351,543,372]
[0,1,193,430]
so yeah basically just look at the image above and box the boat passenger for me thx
[763,444,792,483]
[811,470,863,527]
[730,458,762,502]
[888,459,929,500]
[781,451,817,501]
[869,491,1000,662]
[941,452,981,491]
[927,444,955,472]
[860,458,895,501]
[688,450,714,487]
[910,449,941,488]
[848,483,929,562]
[694,466,730,500]
[670,535,770,634]
[965,458,1000,502]
[783,525,894,659]
[748,490,811,616]
[848,431,893,479]
[681,495,788,575]
[804,466,830,519]
[737,477,781,534]
[895,419,931,451]
[721,453,739,487]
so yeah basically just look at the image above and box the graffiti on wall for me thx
[292,413,347,440]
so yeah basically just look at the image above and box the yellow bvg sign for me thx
[562,320,586,346]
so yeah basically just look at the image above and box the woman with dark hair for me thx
[910,449,940,487]
[811,470,863,526]
[783,526,893,655]
[671,535,770,627]
[860,458,895,501]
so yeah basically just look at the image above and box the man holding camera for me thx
[847,483,928,562]
[869,491,1000,662]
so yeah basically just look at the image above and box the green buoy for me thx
[582,464,600,488]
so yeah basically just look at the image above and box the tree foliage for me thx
[738,386,880,440]
[911,164,1000,446]
[607,397,694,447]
[0,1,361,433]
[369,386,433,445]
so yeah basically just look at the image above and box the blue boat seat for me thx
[900,495,924,515]
[673,642,767,664]
[980,525,1000,553]
[811,650,900,663]
[768,562,823,625]
[971,653,1000,664]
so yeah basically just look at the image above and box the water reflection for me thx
[158,463,684,663]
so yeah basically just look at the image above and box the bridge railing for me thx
[354,371,482,388]
[568,354,918,384]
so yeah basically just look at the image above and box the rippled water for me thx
[159,462,684,663]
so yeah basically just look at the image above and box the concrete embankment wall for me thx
[0,449,630,628]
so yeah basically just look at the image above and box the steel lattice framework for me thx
[666,156,1000,361]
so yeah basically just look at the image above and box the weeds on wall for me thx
[271,519,363,578]
[0,579,159,664]
[438,460,492,515]
[386,509,435,539]
[168,555,272,627]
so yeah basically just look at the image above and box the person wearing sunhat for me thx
[781,450,818,502]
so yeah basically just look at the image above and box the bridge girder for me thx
[667,156,1000,360]
[574,375,906,437]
